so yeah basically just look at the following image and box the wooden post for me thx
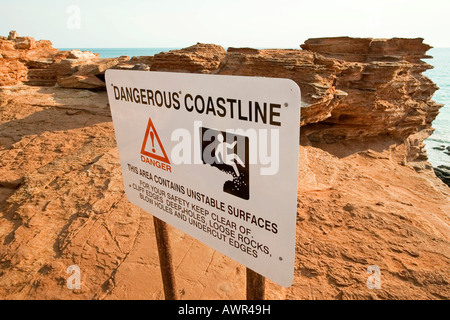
[153,217,178,300]
[246,268,265,300]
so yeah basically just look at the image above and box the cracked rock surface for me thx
[0,85,449,299]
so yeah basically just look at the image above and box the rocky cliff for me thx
[151,39,441,172]
[1,33,442,167]
[0,33,449,300]
[0,31,130,89]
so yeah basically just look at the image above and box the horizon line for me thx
[56,46,450,49]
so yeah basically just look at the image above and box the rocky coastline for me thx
[0,31,449,299]
[430,143,450,184]
[2,31,448,186]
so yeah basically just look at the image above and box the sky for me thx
[1,0,449,49]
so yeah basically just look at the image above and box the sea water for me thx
[58,47,449,168]
[424,48,450,168]
[57,48,178,59]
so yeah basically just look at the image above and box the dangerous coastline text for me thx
[111,84,283,127]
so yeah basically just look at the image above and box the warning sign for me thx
[106,70,300,287]
[141,117,171,163]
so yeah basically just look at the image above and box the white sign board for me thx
[105,70,300,287]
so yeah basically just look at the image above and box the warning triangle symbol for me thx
[140,117,170,164]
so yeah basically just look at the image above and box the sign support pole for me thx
[153,217,178,300]
[246,268,265,300]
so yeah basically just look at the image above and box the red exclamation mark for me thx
[150,131,156,153]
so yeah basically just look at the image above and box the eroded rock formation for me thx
[151,44,342,126]
[0,31,63,86]
[0,32,129,89]
[150,38,441,170]
[0,33,449,300]
[300,37,441,170]
[1,33,441,162]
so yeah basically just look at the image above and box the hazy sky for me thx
[1,0,449,48]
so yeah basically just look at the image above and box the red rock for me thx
[0,32,60,86]
[148,37,441,168]
[66,50,100,60]
[129,55,153,65]
[55,57,121,89]
[0,58,28,86]
[7,30,18,40]
[0,40,15,51]
[14,37,36,50]
[151,43,227,73]
[299,37,438,166]
[0,35,449,301]
[36,40,54,49]
[57,74,107,89]
[0,33,441,166]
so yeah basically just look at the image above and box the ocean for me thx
[58,48,179,59]
[59,47,449,168]
[424,48,450,168]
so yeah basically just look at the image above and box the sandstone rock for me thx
[0,51,20,60]
[151,43,226,73]
[25,59,54,69]
[24,56,60,87]
[0,40,16,52]
[301,37,374,62]
[297,37,439,167]
[50,58,84,78]
[26,68,57,86]
[8,30,18,40]
[36,40,54,49]
[147,38,441,163]
[0,58,28,86]
[131,63,150,71]
[0,85,448,300]
[110,63,135,71]
[0,34,442,167]
[0,35,449,300]
[67,50,100,60]
[151,45,341,126]
[300,37,432,63]
[76,58,120,75]
[218,48,341,126]
[44,51,114,89]
[368,38,433,64]
[57,74,106,89]
[14,37,37,50]
[129,56,153,66]
[0,34,60,86]
[56,58,121,89]
[227,47,261,55]
[0,175,24,189]
[118,55,130,63]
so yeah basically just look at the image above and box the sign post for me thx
[153,217,177,300]
[106,69,300,297]
[247,268,265,300]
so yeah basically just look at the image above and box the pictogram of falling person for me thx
[214,133,245,177]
